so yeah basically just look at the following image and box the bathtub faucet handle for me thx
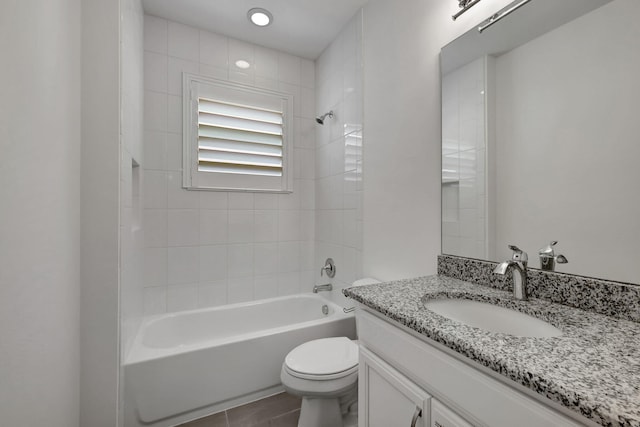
[320,258,336,278]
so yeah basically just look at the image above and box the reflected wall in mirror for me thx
[441,0,640,284]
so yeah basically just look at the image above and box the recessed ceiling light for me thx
[248,8,273,27]
[235,59,251,69]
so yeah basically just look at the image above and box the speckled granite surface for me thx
[344,275,640,427]
[438,255,640,322]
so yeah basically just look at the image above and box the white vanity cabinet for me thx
[430,399,473,427]
[359,347,430,427]
[360,346,473,427]
[356,308,594,427]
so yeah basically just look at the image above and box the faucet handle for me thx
[539,241,558,256]
[320,258,336,278]
[508,244,528,265]
[508,244,523,253]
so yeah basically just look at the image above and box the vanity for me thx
[344,269,640,427]
[344,0,640,424]
[352,0,640,424]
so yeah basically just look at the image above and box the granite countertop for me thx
[343,275,640,427]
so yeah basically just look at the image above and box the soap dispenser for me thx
[538,241,568,271]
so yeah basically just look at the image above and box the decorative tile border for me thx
[438,254,640,323]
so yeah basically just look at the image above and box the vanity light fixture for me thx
[235,59,251,69]
[478,0,532,33]
[248,8,273,27]
[453,0,482,20]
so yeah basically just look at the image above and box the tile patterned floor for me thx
[178,392,301,427]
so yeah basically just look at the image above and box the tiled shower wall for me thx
[142,16,317,314]
[314,12,364,304]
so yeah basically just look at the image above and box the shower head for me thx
[316,110,334,125]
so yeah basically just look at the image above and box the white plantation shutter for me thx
[197,99,283,176]
[183,74,293,192]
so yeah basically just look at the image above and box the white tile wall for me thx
[441,57,487,260]
[314,12,364,306]
[142,15,316,314]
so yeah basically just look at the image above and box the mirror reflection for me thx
[441,0,640,284]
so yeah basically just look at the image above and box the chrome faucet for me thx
[313,283,333,293]
[538,241,568,271]
[494,245,529,301]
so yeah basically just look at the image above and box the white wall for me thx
[494,0,640,283]
[120,0,145,359]
[0,0,81,426]
[142,16,317,314]
[81,0,122,425]
[315,12,365,302]
[362,0,512,281]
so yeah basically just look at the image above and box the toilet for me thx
[280,278,380,427]
[281,337,359,427]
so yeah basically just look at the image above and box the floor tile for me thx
[227,393,301,427]
[268,410,300,427]
[179,411,228,427]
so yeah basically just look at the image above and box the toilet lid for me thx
[285,337,358,377]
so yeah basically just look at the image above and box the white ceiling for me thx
[141,0,370,60]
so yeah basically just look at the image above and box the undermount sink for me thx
[423,298,563,338]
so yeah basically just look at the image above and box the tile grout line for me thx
[274,407,300,417]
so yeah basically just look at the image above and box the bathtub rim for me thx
[125,293,353,365]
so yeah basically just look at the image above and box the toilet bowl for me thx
[281,337,359,427]
[281,278,379,426]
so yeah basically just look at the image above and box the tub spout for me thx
[313,283,333,293]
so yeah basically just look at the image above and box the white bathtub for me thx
[124,293,356,426]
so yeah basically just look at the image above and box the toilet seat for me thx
[284,337,358,380]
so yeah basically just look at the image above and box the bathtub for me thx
[124,293,356,426]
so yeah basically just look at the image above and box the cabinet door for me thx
[431,399,473,427]
[360,347,430,427]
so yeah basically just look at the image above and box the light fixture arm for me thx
[452,0,483,20]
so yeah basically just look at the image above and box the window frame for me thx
[182,73,294,193]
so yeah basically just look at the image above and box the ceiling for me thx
[141,0,370,60]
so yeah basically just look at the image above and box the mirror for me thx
[441,0,640,284]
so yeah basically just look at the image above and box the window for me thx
[182,74,294,192]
